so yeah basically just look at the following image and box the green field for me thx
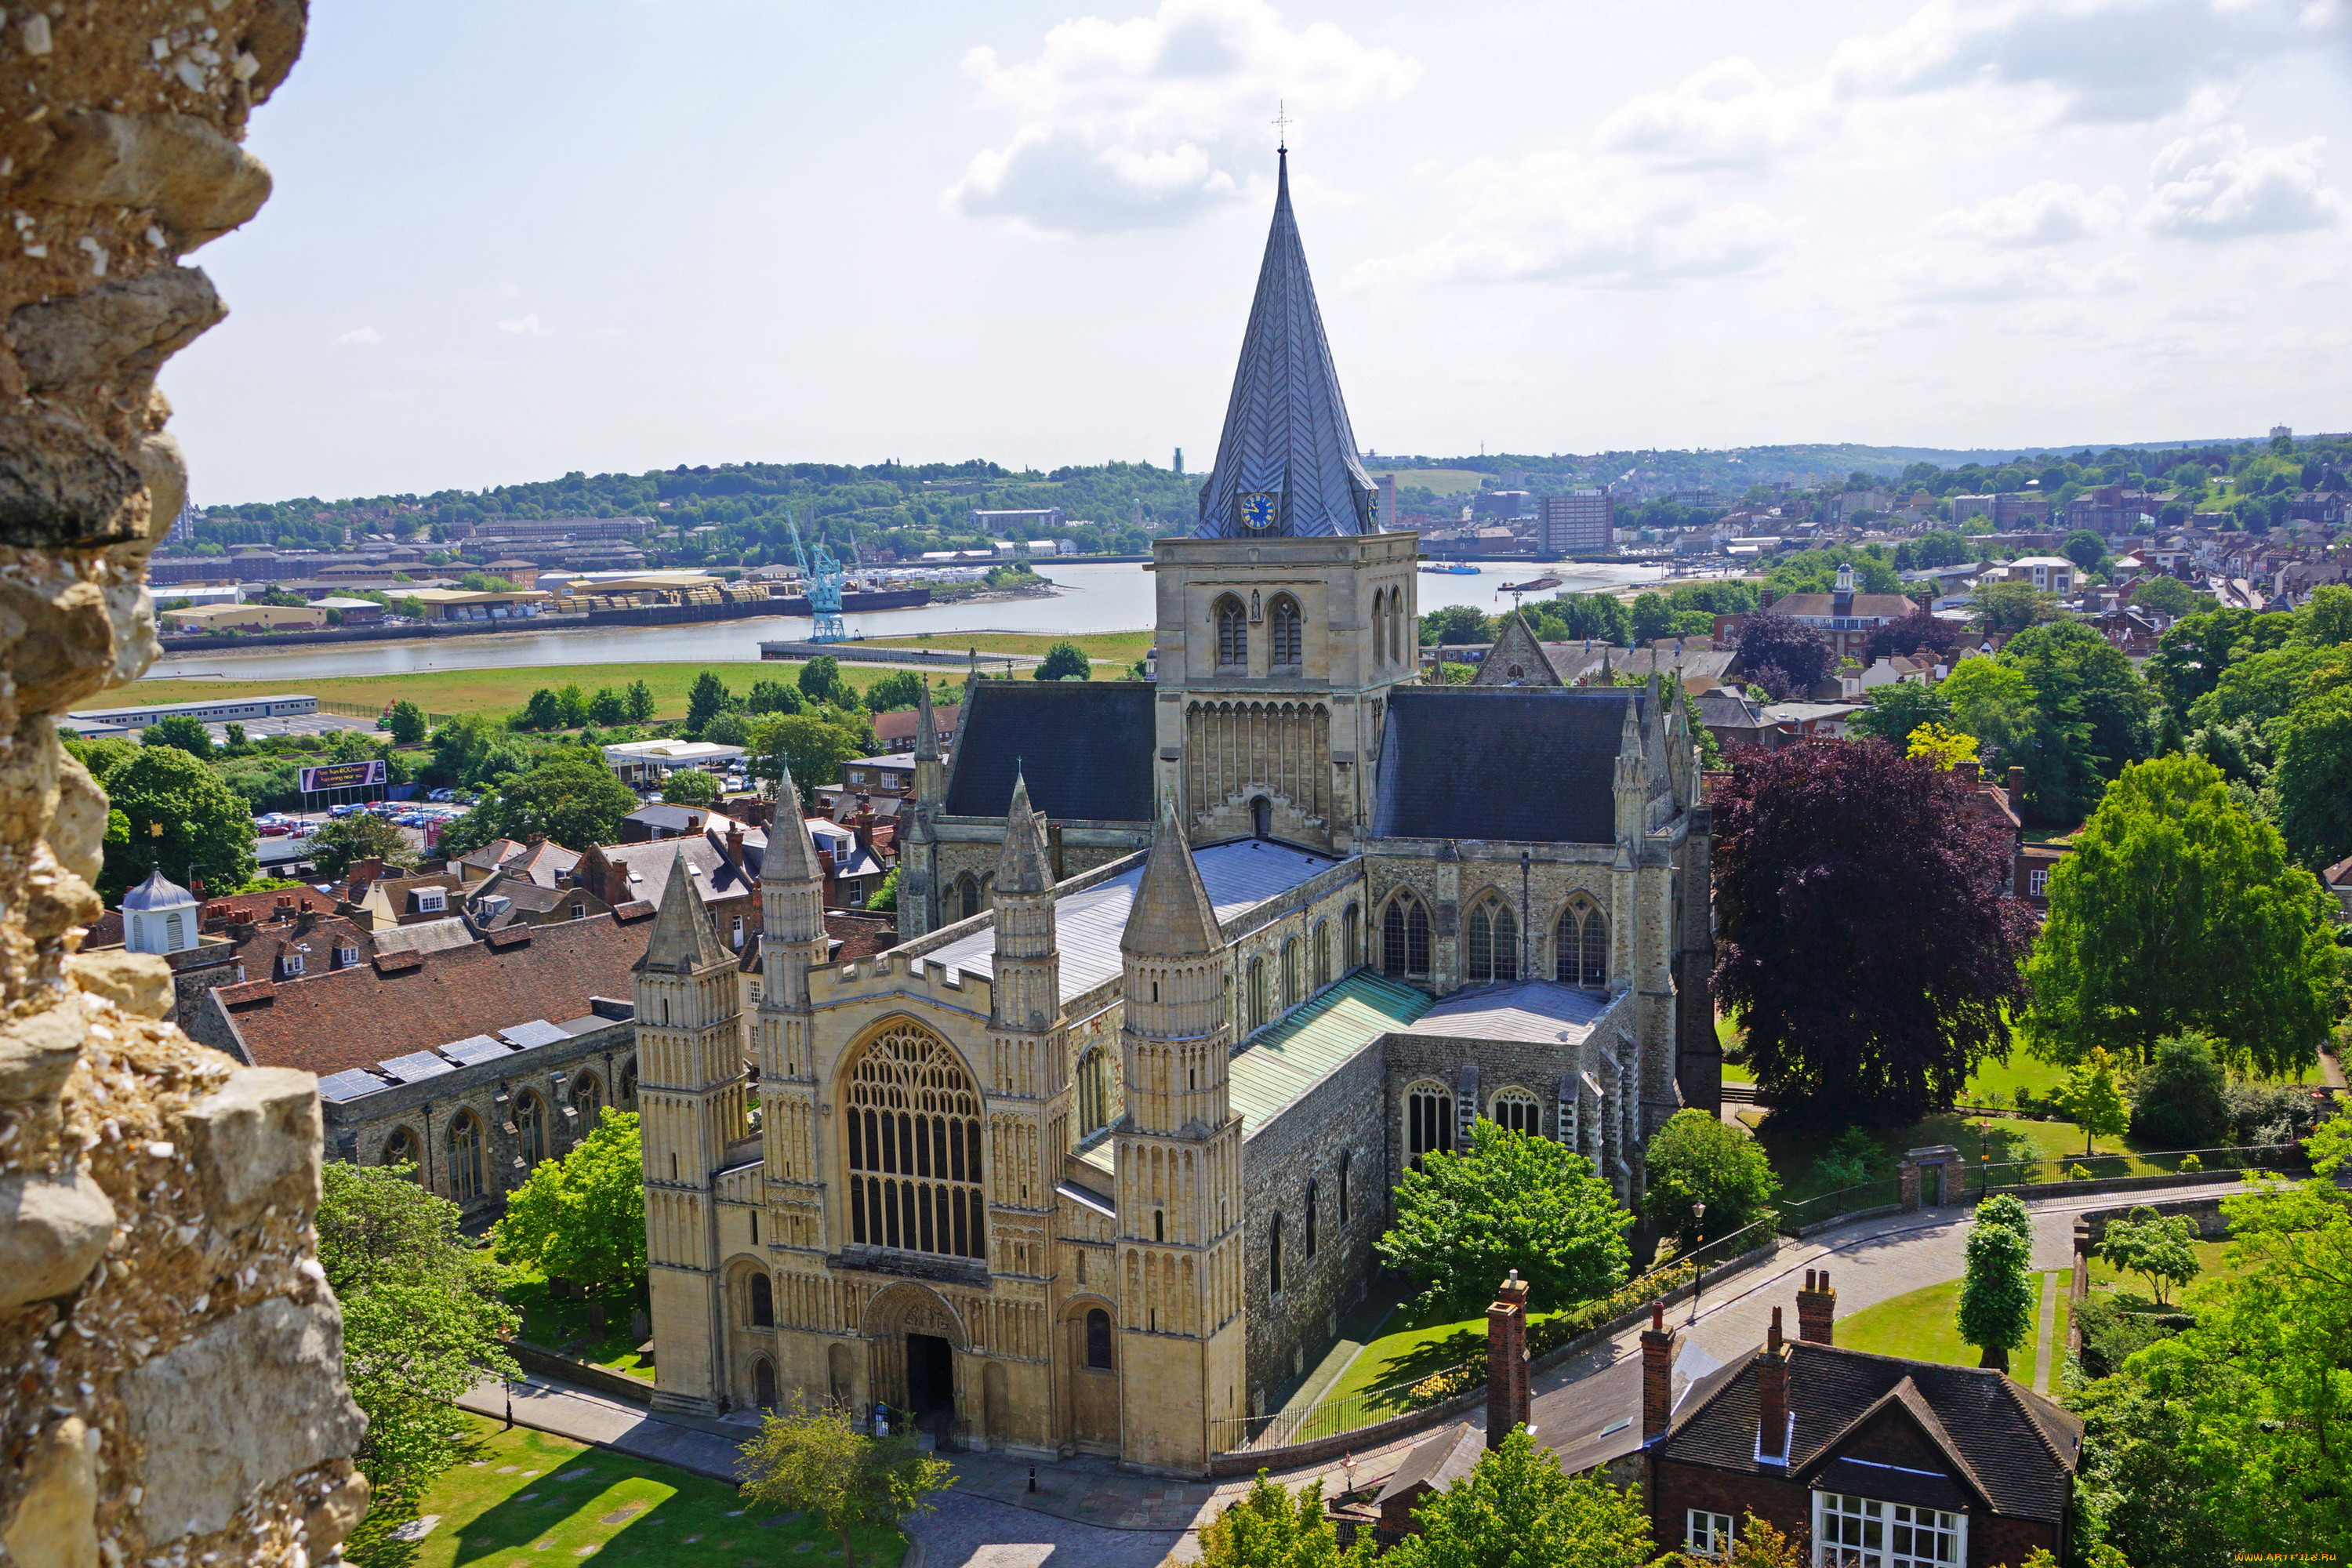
[862,630,1154,665]
[1363,467,1492,498]
[120,660,908,723]
[356,1415,906,1568]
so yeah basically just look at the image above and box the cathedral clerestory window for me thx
[1216,595,1248,671]
[1466,896,1519,985]
[1381,895,1431,978]
[1269,594,1303,673]
[1556,900,1608,989]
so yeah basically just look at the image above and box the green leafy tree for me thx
[2128,1030,2230,1148]
[624,678,657,723]
[385,700,429,746]
[737,1394,954,1568]
[2097,1207,2199,1306]
[2299,581,2352,647]
[586,686,629,725]
[2274,690,2352,869]
[862,670,925,710]
[1936,657,2035,760]
[865,866,898,913]
[1996,620,2156,820]
[492,1109,647,1315]
[1034,641,1091,681]
[702,710,751,746]
[1973,580,2060,634]
[2066,1376,2233,1568]
[2130,575,2199,619]
[1957,1198,2034,1371]
[1199,1474,1371,1568]
[752,714,862,810]
[316,1162,518,1504]
[140,711,215,760]
[2063,529,2108,572]
[1640,1109,1781,1247]
[1377,1118,1631,1320]
[798,654,847,704]
[2147,607,2297,719]
[1421,604,1490,645]
[1545,592,1632,645]
[98,746,256,900]
[308,808,414,880]
[1385,1428,1660,1568]
[662,768,720,806]
[2024,755,2343,1073]
[2051,1046,2131,1156]
[1845,681,1953,746]
[686,670,734,735]
[458,750,640,855]
[555,684,590,728]
[517,688,564,731]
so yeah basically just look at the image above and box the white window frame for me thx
[1810,1491,1965,1568]
[2027,869,2049,897]
[337,946,358,967]
[416,888,447,913]
[1686,1510,1735,1557]
[282,952,303,976]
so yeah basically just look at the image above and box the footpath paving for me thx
[463,1175,2288,1568]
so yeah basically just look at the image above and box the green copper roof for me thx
[1231,971,1432,1137]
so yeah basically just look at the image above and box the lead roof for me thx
[1372,687,1645,844]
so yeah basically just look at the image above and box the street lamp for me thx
[1977,1120,1991,1200]
[1686,1201,1707,1325]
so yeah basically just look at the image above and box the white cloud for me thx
[947,0,1418,233]
[2140,126,2347,239]
[1889,249,2140,303]
[1593,57,1832,170]
[1926,181,2126,246]
[332,325,383,347]
[497,313,552,336]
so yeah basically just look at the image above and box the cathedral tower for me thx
[1113,803,1246,1471]
[757,768,829,1254]
[636,848,751,1416]
[1154,151,1420,852]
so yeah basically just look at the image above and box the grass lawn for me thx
[507,1271,654,1380]
[862,630,1155,666]
[353,1414,906,1568]
[1835,1272,2071,1394]
[120,661,906,723]
[2085,1236,2243,1302]
[1316,1302,1499,1419]
[1362,466,1492,497]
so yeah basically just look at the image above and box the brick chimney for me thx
[1641,1301,1677,1440]
[1485,1270,1531,1449]
[1797,1269,1835,1345]
[1759,589,1777,610]
[1756,1305,1789,1465]
[725,819,744,864]
[2006,765,2025,815]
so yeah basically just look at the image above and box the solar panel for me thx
[441,1034,511,1066]
[315,1069,388,1103]
[378,1051,456,1084]
[499,1019,568,1050]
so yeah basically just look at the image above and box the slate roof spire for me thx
[1195,150,1377,539]
[764,770,824,886]
[993,768,1053,896]
[1120,800,1221,958]
[633,845,729,973]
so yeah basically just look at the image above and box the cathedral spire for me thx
[1195,151,1377,539]
[914,677,939,761]
[994,768,1052,895]
[634,846,729,974]
[763,766,823,885]
[1121,800,1221,959]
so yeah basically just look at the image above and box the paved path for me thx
[460,1177,2285,1568]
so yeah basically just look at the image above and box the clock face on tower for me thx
[1239,492,1277,532]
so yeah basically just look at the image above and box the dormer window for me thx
[337,946,358,967]
[282,951,304,975]
[414,889,446,913]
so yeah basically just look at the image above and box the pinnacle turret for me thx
[763,765,823,885]
[994,770,1052,896]
[634,846,730,975]
[1120,800,1221,960]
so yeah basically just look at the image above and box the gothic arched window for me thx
[1085,1308,1113,1370]
[1490,1086,1542,1137]
[447,1112,484,1202]
[1215,595,1248,671]
[1390,593,1408,666]
[618,1058,639,1111]
[515,1092,547,1169]
[381,1126,417,1171]
[1280,937,1301,1010]
[1269,1211,1284,1294]
[1269,594,1303,673]
[571,1073,603,1127]
[1305,1179,1319,1260]
[1076,1048,1109,1138]
[754,1358,779,1410]
[1247,956,1269,1031]
[955,874,982,922]
[1466,895,1520,985]
[1344,902,1361,970]
[844,1020,987,1261]
[1370,589,1388,666]
[1406,1080,1454,1171]
[1381,895,1431,978]
[1338,1150,1351,1225]
[1312,920,1331,989]
[1556,900,1608,989]
[750,1272,775,1327]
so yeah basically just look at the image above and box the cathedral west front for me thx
[637,151,1719,1475]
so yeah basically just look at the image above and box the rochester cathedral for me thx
[639,151,1719,1474]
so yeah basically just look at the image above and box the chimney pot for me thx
[1797,1269,1837,1345]
[1641,1303,1678,1440]
[1485,1272,1532,1449]
[1758,1307,1790,1464]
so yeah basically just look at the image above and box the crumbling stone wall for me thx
[1,5,369,1566]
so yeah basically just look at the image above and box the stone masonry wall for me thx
[2,6,370,1567]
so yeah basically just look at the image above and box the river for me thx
[135,558,1686,682]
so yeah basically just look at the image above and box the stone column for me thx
[0,12,368,1565]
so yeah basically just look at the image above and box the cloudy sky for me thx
[164,0,2352,503]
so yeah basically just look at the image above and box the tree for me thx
[1034,641,1091,681]
[1640,1109,1781,1247]
[624,678,657,723]
[1711,739,2034,1124]
[2051,1047,2130,1156]
[385,699,429,746]
[2128,1030,2229,1148]
[2300,581,2352,647]
[141,711,214,760]
[1377,1119,1630,1320]
[587,686,629,725]
[748,677,806,716]
[308,808,414,879]
[2097,1207,2199,1307]
[316,1162,519,1503]
[1545,593,1632,645]
[1937,657,2035,760]
[2066,1375,2234,1568]
[2147,607,2296,719]
[492,1108,647,1314]
[1973,580,2059,634]
[737,1394,954,1568]
[798,654,847,704]
[2023,755,2343,1074]
[467,750,641,852]
[1730,610,1833,699]
[686,670,734,735]
[862,670,924,711]
[98,746,257,900]
[865,866,898,913]
[554,684,588,728]
[2130,574,2198,619]
[1199,1474,1370,1568]
[2274,690,2352,869]
[1679,1513,1806,1567]
[1845,681,1951,746]
[517,688,564,731]
[1863,609,1973,665]
[751,714,861,810]
[1905,722,1979,770]
[1995,620,2156,820]
[662,768,720,806]
[1385,1428,1658,1568]
[2064,529,2108,572]
[1957,1197,2034,1371]
[1421,604,1490,646]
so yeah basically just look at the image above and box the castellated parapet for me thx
[1,5,369,1566]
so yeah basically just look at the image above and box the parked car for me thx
[427,788,455,802]
[256,822,291,837]
[329,803,360,817]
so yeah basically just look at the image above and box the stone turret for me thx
[989,772,1060,1040]
[1118,801,1229,1136]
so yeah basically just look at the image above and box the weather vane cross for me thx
[1272,100,1290,151]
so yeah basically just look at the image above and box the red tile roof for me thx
[209,913,648,1077]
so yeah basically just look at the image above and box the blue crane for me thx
[786,512,848,643]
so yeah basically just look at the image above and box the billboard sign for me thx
[299,759,387,793]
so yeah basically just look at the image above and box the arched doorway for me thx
[753,1357,779,1410]
[860,1281,966,1439]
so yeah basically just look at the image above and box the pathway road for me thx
[463,1174,2283,1568]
